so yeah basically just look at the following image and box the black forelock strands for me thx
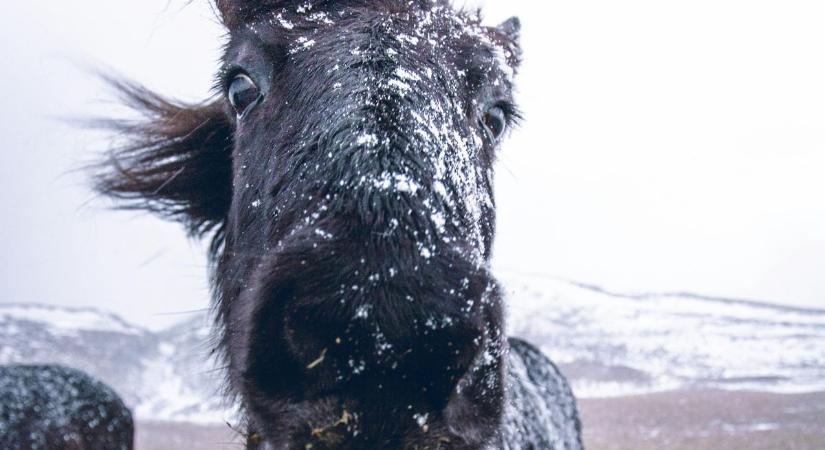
[217,0,454,29]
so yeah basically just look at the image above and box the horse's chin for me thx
[232,223,504,449]
[246,392,493,450]
[245,394,360,450]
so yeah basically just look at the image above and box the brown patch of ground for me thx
[136,420,243,450]
[579,389,825,450]
[136,390,825,449]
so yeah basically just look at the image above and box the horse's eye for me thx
[482,106,507,140]
[228,73,262,117]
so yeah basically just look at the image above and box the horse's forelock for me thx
[216,0,447,29]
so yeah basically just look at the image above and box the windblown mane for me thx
[92,79,232,241]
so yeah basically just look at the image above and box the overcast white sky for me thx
[1,0,824,329]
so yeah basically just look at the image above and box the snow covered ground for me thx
[501,273,825,398]
[1,276,823,424]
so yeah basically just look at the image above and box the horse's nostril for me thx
[273,289,485,402]
[282,307,343,377]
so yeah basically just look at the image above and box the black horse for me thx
[0,365,134,450]
[94,1,582,448]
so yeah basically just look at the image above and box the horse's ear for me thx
[494,17,522,71]
[498,17,521,43]
[92,78,233,238]
[216,0,276,29]
[216,0,246,29]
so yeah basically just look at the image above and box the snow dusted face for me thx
[212,0,522,448]
[92,0,520,445]
[219,0,520,263]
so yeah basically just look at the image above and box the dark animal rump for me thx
[0,364,134,450]
[499,338,583,450]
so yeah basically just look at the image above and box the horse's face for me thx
[213,1,521,448]
[96,0,520,448]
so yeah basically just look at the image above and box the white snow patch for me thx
[290,36,316,54]
[394,67,421,82]
[386,79,412,93]
[274,13,295,30]
[372,173,421,194]
[0,305,145,336]
[356,133,379,146]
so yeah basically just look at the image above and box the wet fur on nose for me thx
[241,234,499,395]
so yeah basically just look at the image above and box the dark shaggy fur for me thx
[0,365,134,450]
[93,0,582,448]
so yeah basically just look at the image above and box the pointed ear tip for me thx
[505,17,521,29]
[502,16,521,32]
[215,0,245,29]
[216,0,231,14]
[498,16,521,41]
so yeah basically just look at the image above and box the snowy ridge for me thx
[502,272,825,398]
[0,304,232,424]
[2,278,824,423]
[134,314,236,424]
[0,303,147,336]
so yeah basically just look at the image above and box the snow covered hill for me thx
[1,277,823,423]
[501,272,825,398]
[0,304,229,424]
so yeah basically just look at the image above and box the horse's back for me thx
[499,338,583,450]
[0,364,134,450]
